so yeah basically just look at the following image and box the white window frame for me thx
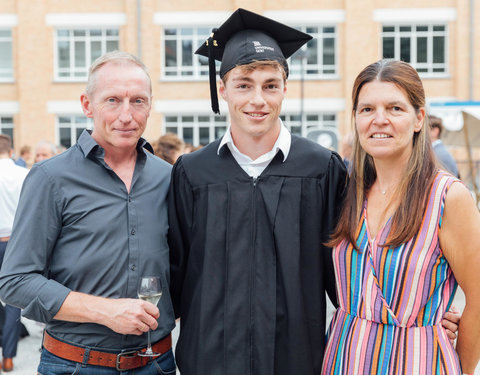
[47,13,125,82]
[156,10,342,81]
[0,116,14,145]
[155,11,229,81]
[0,29,13,82]
[53,28,120,82]
[280,112,338,150]
[156,98,344,147]
[381,24,449,77]
[163,113,228,146]
[374,8,455,78]
[160,26,214,80]
[56,115,93,148]
[265,10,343,81]
[288,25,338,80]
[0,15,17,82]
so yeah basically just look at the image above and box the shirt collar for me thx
[77,129,154,158]
[217,120,291,162]
[0,158,15,167]
[432,139,442,147]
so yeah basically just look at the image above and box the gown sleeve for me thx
[168,156,194,318]
[322,151,347,308]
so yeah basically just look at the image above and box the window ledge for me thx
[419,74,451,79]
[289,75,341,81]
[159,76,209,83]
[53,79,88,83]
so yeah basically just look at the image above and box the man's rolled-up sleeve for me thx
[0,165,71,322]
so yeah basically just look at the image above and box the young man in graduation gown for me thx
[168,9,347,375]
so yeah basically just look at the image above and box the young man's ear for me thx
[218,79,227,101]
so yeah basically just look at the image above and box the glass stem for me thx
[146,330,153,354]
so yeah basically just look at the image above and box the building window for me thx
[280,113,338,150]
[54,29,119,80]
[162,26,220,79]
[57,115,93,148]
[289,26,337,78]
[381,25,447,75]
[0,29,13,81]
[164,114,228,146]
[161,24,337,80]
[0,116,14,144]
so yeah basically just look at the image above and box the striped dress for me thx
[322,171,462,374]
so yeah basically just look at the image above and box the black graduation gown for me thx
[168,135,347,375]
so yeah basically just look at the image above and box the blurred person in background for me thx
[14,145,31,168]
[153,133,185,165]
[34,140,56,163]
[429,114,460,178]
[340,132,354,173]
[56,144,67,155]
[183,143,194,154]
[0,134,29,371]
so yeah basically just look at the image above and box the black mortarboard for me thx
[195,8,312,114]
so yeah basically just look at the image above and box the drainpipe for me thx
[137,0,142,58]
[469,0,474,100]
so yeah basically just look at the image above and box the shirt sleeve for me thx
[168,157,194,318]
[322,151,347,308]
[0,165,71,322]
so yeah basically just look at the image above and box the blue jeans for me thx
[0,241,21,358]
[37,347,177,375]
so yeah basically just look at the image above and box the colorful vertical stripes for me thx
[322,172,462,374]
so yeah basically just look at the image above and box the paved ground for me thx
[8,289,480,374]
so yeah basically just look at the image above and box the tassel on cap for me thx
[207,28,220,115]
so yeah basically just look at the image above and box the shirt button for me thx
[131,228,136,235]
[128,196,131,202]
[131,264,136,271]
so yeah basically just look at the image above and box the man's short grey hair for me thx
[85,51,151,96]
[35,140,57,155]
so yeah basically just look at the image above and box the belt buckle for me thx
[116,350,138,371]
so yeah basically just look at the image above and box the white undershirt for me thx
[217,121,291,178]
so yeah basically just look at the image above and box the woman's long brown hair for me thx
[330,60,437,250]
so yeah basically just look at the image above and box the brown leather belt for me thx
[43,331,172,371]
[0,236,9,242]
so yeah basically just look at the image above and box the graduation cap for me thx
[195,8,312,114]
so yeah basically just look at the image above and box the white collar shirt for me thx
[217,121,291,178]
[0,158,28,237]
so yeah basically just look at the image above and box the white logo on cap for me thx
[252,41,275,53]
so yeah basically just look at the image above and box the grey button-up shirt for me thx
[0,130,175,350]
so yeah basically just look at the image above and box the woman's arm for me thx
[440,182,480,374]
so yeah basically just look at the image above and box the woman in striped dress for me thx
[322,60,480,374]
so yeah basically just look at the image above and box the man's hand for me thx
[54,291,160,335]
[102,298,160,335]
[442,304,461,344]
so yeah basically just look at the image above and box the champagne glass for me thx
[137,276,163,357]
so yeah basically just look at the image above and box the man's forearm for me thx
[54,291,161,336]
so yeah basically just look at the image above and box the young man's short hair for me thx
[221,60,287,84]
[0,134,12,155]
[428,115,443,137]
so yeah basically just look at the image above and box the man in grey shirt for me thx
[0,51,176,374]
